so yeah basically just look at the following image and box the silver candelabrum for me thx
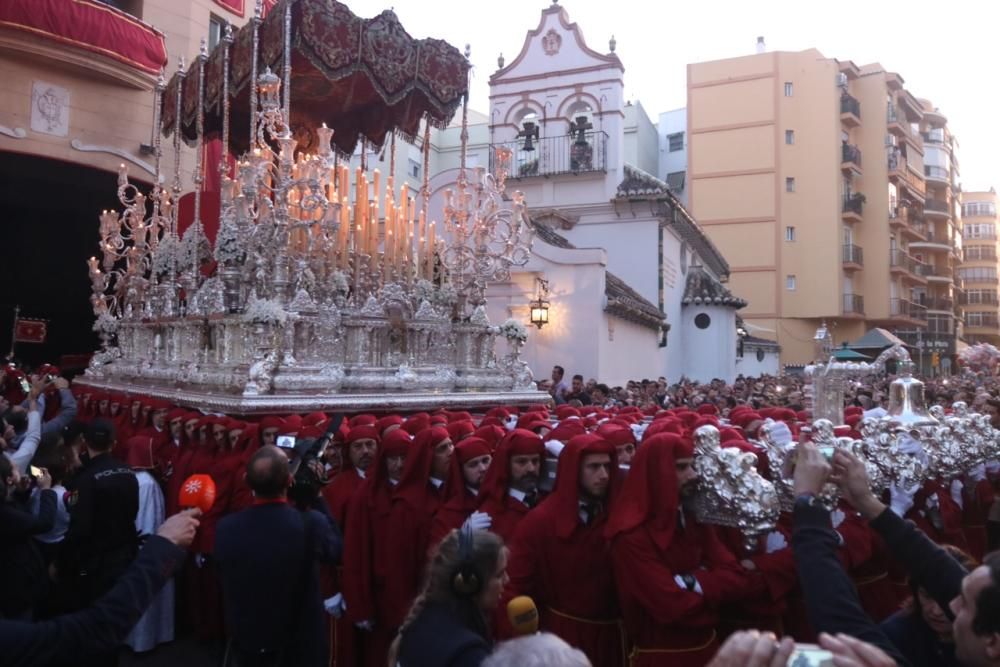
[84,64,541,411]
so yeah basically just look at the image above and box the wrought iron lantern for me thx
[529,277,550,329]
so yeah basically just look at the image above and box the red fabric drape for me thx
[0,0,166,75]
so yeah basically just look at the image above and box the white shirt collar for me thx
[508,487,527,502]
[467,485,479,496]
[429,477,445,489]
[389,478,399,486]
[356,468,366,479]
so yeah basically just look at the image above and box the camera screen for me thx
[276,435,296,449]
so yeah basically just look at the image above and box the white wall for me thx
[736,345,781,377]
[679,304,738,382]
[624,101,660,176]
[658,107,688,207]
[597,314,663,386]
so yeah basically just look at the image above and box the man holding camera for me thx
[216,445,342,667]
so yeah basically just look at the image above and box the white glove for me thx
[324,593,346,618]
[504,416,518,431]
[463,511,492,532]
[951,479,965,509]
[765,530,787,554]
[355,620,374,632]
[545,439,565,457]
[767,420,793,447]
[194,553,206,569]
[889,480,919,518]
[673,574,703,595]
[831,509,845,529]
[969,464,988,483]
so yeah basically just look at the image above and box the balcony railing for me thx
[490,131,609,178]
[924,297,955,311]
[925,165,949,181]
[922,264,953,279]
[960,293,999,306]
[887,155,927,198]
[966,315,1000,329]
[843,193,865,216]
[842,143,862,167]
[842,244,864,265]
[923,129,946,144]
[842,293,864,314]
[925,198,950,214]
[890,298,927,321]
[959,275,1000,286]
[890,250,928,276]
[840,93,861,118]
[965,231,999,241]
[964,249,999,262]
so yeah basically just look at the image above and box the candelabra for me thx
[84,39,540,412]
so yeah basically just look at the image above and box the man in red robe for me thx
[383,427,453,628]
[476,428,545,543]
[503,433,627,666]
[319,424,379,667]
[430,436,493,546]
[344,428,411,667]
[606,433,759,666]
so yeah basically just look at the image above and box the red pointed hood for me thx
[548,434,619,539]
[477,428,544,508]
[604,433,693,550]
[393,426,450,508]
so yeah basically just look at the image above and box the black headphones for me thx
[450,524,483,597]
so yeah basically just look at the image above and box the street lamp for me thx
[529,277,550,329]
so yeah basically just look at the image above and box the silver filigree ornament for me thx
[692,425,780,542]
[83,61,544,407]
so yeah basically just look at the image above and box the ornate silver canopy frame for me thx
[79,4,544,411]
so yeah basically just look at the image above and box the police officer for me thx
[60,418,139,610]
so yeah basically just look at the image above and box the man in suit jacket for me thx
[215,446,342,667]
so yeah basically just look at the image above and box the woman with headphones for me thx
[389,528,508,667]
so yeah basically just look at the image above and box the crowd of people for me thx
[2,361,1000,666]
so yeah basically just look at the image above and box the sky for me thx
[346,0,1000,193]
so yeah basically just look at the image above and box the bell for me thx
[887,362,937,429]
[518,121,538,152]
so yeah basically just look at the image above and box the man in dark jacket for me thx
[215,445,342,667]
[792,442,1000,667]
[0,509,200,667]
[60,418,139,609]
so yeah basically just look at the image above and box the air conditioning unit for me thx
[885,135,898,147]
[837,73,848,88]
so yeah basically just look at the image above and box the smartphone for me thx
[276,435,296,449]
[788,644,834,666]
[18,378,29,394]
[29,465,42,479]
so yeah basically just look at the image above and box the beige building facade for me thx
[0,0,253,360]
[960,191,1000,345]
[687,49,962,370]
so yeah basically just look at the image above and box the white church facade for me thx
[359,2,775,384]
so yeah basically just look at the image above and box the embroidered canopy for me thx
[161,0,470,155]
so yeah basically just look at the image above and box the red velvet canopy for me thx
[161,0,470,156]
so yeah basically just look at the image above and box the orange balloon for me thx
[179,473,216,513]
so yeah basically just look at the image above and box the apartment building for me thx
[960,190,1000,345]
[687,49,961,369]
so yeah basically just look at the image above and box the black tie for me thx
[582,502,603,526]
[523,491,538,508]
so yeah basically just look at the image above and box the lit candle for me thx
[427,221,436,281]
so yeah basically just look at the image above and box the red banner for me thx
[14,319,47,344]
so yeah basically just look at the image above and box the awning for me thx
[833,343,870,360]
[162,0,470,156]
[850,327,907,349]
